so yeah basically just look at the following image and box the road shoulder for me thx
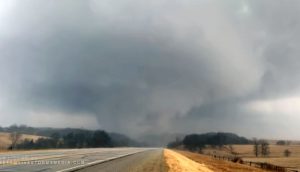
[174,150,267,172]
[164,149,213,172]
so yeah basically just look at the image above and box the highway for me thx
[76,149,165,172]
[0,148,162,172]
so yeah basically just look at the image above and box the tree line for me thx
[1,125,142,150]
[168,132,250,151]
[167,133,293,158]
[12,130,113,150]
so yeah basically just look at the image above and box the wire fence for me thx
[210,155,298,172]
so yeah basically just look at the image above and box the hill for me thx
[0,132,45,150]
[0,125,142,149]
[168,132,250,150]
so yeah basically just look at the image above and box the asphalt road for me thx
[76,149,166,172]
[0,148,156,172]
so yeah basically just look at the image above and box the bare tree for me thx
[228,145,235,155]
[253,138,260,157]
[261,140,270,156]
[284,149,291,157]
[9,132,22,150]
[276,140,286,145]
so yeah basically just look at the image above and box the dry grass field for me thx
[236,145,300,171]
[203,144,300,171]
[0,132,44,150]
[175,150,267,172]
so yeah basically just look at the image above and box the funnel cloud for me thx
[0,0,300,139]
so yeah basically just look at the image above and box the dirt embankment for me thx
[175,150,267,172]
[164,149,213,172]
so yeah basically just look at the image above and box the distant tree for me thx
[74,132,88,148]
[253,138,260,157]
[284,149,291,157]
[34,138,55,148]
[9,132,22,150]
[51,132,61,140]
[15,130,116,150]
[228,145,236,155]
[183,134,204,151]
[17,139,34,149]
[182,133,250,152]
[261,140,270,156]
[215,133,226,147]
[276,140,286,145]
[9,124,18,129]
[63,132,77,148]
[50,132,61,148]
[167,137,182,148]
[92,130,112,147]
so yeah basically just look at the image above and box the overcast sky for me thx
[1,0,300,139]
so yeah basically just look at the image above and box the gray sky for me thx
[1,0,300,139]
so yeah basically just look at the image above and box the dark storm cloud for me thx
[1,0,300,138]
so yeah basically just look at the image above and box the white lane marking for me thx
[57,149,154,172]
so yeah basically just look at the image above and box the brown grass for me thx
[0,132,44,150]
[204,144,300,171]
[164,149,213,172]
[175,150,267,172]
[234,145,300,170]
